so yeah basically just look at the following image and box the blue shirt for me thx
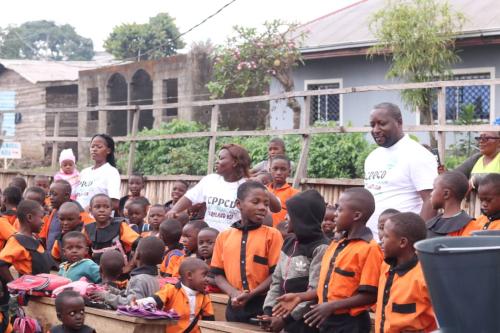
[58,259,101,283]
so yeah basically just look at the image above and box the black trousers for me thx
[319,311,371,333]
[225,295,266,323]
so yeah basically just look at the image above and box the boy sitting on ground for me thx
[58,231,100,283]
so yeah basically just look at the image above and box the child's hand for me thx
[273,293,300,318]
[88,291,105,302]
[304,302,336,328]
[234,290,252,308]
[257,315,285,332]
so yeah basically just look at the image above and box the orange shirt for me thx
[375,258,437,333]
[160,244,186,278]
[51,224,85,261]
[153,282,214,333]
[462,214,500,236]
[39,208,94,240]
[211,222,283,291]
[0,234,48,275]
[83,220,140,256]
[317,227,383,317]
[267,183,300,227]
[0,219,16,250]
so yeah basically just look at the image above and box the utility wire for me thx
[116,0,238,64]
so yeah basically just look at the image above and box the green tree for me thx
[207,20,306,128]
[0,20,94,60]
[369,0,465,146]
[104,13,185,61]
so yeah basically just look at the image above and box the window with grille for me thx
[307,82,340,123]
[431,72,491,122]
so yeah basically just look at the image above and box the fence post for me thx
[127,106,140,175]
[437,88,446,163]
[51,112,61,169]
[293,96,311,189]
[207,105,219,174]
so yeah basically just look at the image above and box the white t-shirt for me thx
[75,162,121,209]
[364,135,437,240]
[185,173,246,232]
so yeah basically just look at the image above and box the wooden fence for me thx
[4,78,499,188]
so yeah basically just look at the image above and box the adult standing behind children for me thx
[75,134,121,212]
[167,144,281,232]
[365,102,437,240]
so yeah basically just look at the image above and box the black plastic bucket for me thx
[415,236,500,333]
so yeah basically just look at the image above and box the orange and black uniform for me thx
[375,256,437,333]
[317,226,383,332]
[426,211,475,238]
[462,212,500,235]
[211,221,283,322]
[160,242,185,277]
[51,223,85,262]
[0,219,16,251]
[0,209,18,227]
[0,234,54,275]
[39,206,94,242]
[266,183,300,227]
[153,282,214,333]
[83,218,140,264]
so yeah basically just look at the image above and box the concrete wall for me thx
[271,44,500,138]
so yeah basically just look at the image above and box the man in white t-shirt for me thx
[364,102,437,240]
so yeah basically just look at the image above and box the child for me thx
[377,208,400,241]
[211,181,283,322]
[250,137,287,176]
[24,186,49,215]
[54,148,80,200]
[34,175,51,205]
[304,188,382,331]
[9,176,27,194]
[0,200,54,280]
[159,219,185,277]
[165,180,189,210]
[99,250,127,290]
[141,204,165,237]
[51,202,85,262]
[58,231,100,283]
[260,190,330,333]
[137,258,214,333]
[267,155,300,228]
[321,205,337,240]
[119,174,150,215]
[426,171,475,237]
[126,199,148,234]
[41,180,93,253]
[181,220,209,256]
[83,194,140,264]
[197,227,219,292]
[51,289,96,333]
[463,173,500,234]
[91,236,164,309]
[0,186,22,225]
[375,212,437,333]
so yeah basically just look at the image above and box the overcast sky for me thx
[1,0,358,51]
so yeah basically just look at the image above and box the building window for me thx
[87,88,99,121]
[162,78,178,116]
[432,72,491,122]
[306,81,341,123]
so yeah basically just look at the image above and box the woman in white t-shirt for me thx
[75,134,121,211]
[167,144,281,231]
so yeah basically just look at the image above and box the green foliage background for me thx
[116,120,374,179]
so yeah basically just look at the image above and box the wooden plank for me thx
[8,77,500,114]
[292,96,311,188]
[51,112,61,168]
[207,105,219,174]
[199,321,262,333]
[209,293,228,322]
[437,88,446,161]
[127,106,140,175]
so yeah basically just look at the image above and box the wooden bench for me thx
[25,296,176,333]
[209,293,229,321]
[200,321,263,333]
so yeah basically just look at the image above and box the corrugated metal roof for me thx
[299,0,500,53]
[0,58,117,84]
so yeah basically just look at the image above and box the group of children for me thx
[0,136,497,333]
